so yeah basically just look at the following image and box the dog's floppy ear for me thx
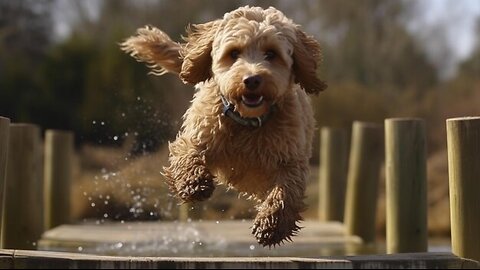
[292,29,327,94]
[180,21,219,84]
[121,26,182,75]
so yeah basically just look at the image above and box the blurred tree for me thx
[284,0,442,139]
[313,0,438,93]
[0,0,53,121]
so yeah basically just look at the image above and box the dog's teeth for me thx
[241,95,264,106]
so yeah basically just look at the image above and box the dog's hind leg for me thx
[251,160,308,247]
[163,136,215,203]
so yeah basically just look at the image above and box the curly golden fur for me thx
[121,6,326,247]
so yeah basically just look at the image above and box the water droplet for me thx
[101,121,105,126]
[249,245,255,250]
[106,195,110,200]
[103,213,108,218]
[92,121,96,124]
[115,242,123,248]
[120,220,125,224]
[91,203,96,207]
[78,246,83,251]
[216,220,219,224]
[113,136,118,141]
[104,200,109,205]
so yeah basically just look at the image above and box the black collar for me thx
[220,95,275,128]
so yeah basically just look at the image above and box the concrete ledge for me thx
[0,249,478,269]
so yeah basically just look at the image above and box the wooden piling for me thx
[446,116,480,262]
[319,127,348,222]
[344,121,383,244]
[2,123,44,249]
[385,118,427,253]
[0,117,10,247]
[179,204,189,222]
[44,130,74,230]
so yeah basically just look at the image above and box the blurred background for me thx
[0,0,479,238]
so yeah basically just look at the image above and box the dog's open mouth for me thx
[241,94,264,108]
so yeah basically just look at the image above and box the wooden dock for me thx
[0,249,477,269]
[0,220,463,268]
[38,220,363,257]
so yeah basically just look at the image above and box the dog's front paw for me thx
[176,167,215,203]
[251,208,301,247]
[178,177,215,202]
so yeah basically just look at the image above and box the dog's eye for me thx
[264,50,276,61]
[229,49,240,60]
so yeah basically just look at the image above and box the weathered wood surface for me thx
[344,121,383,244]
[0,249,477,269]
[447,117,480,262]
[44,130,74,230]
[38,220,362,257]
[385,118,428,253]
[319,128,349,222]
[0,116,10,247]
[3,124,43,250]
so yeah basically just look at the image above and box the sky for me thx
[415,0,479,59]
[406,0,480,78]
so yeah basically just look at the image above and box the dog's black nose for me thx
[243,75,262,91]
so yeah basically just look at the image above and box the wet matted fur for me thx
[121,6,326,247]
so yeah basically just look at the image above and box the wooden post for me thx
[179,204,189,222]
[0,117,10,248]
[319,127,348,222]
[2,123,43,249]
[44,130,74,230]
[385,118,427,253]
[446,117,480,262]
[344,121,383,244]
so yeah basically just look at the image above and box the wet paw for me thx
[177,168,215,202]
[251,210,301,248]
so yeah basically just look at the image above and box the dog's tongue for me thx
[242,94,264,107]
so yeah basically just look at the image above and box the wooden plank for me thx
[38,220,362,257]
[0,248,477,269]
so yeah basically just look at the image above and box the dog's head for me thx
[122,6,326,118]
[181,6,326,117]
